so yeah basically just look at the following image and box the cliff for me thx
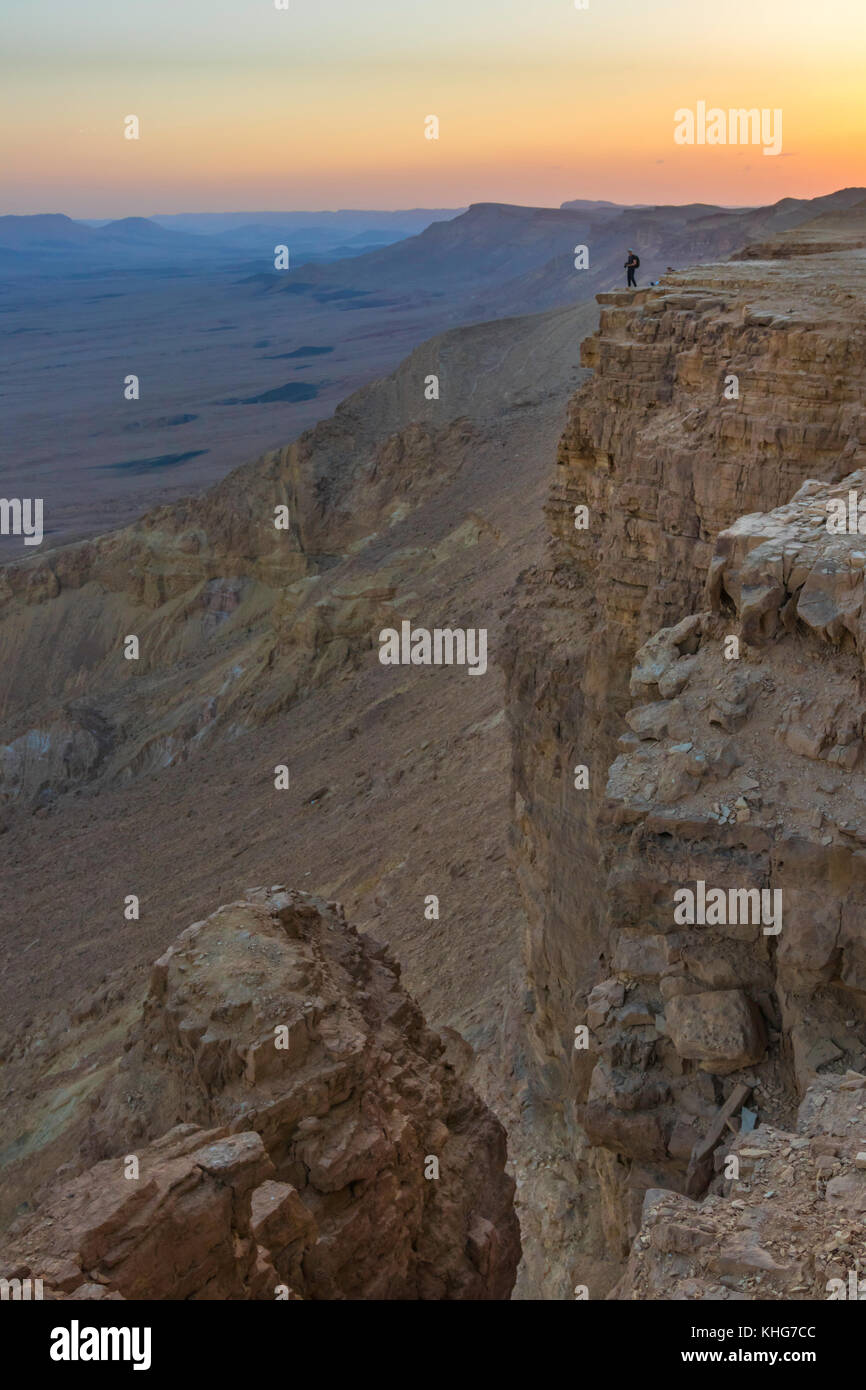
[504,231,866,1294]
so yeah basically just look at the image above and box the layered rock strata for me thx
[504,244,866,1289]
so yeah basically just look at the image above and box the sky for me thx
[2,0,865,215]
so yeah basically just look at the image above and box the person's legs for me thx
[627,266,636,287]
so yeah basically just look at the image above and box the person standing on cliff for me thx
[625,249,639,288]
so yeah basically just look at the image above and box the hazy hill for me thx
[264,188,866,324]
[271,202,614,301]
[732,194,866,258]
[150,208,465,237]
[0,213,219,273]
[0,213,96,248]
[94,216,205,247]
[207,220,412,259]
[0,211,442,276]
[560,197,651,211]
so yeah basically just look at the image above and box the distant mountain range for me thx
[0,208,467,276]
[147,208,465,238]
[0,209,466,276]
[5,191,865,295]
[260,187,866,323]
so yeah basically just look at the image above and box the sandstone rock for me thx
[612,933,673,978]
[0,1125,275,1300]
[617,1002,656,1028]
[625,701,678,741]
[805,1037,844,1072]
[666,991,767,1074]
[249,1180,316,1255]
[586,977,626,1029]
[824,1173,866,1212]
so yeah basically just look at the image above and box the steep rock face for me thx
[613,1071,866,1300]
[587,471,866,1250]
[0,888,519,1300]
[504,244,866,1289]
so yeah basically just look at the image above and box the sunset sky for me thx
[3,0,865,215]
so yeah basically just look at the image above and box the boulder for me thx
[666,990,767,1073]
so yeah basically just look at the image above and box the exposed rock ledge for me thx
[614,1071,866,1299]
[0,889,520,1299]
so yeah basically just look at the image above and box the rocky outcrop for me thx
[504,236,866,1291]
[0,889,520,1299]
[581,468,866,1235]
[613,1071,866,1300]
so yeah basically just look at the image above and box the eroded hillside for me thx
[0,297,595,1276]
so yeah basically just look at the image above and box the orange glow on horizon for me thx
[2,0,865,214]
